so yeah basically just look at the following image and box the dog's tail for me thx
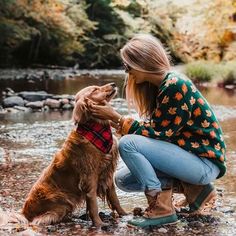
[0,208,28,227]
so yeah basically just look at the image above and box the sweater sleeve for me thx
[121,80,193,140]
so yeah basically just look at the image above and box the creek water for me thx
[0,70,235,235]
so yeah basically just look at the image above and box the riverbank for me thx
[0,69,236,235]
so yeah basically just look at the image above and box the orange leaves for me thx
[206,110,212,117]
[193,107,201,117]
[210,130,216,138]
[207,150,216,158]
[175,92,183,101]
[174,116,182,125]
[191,142,200,148]
[187,120,194,126]
[202,139,210,146]
[162,96,169,104]
[155,109,162,117]
[181,103,188,111]
[214,143,221,151]
[177,139,185,146]
[196,129,204,135]
[141,130,149,137]
[201,120,210,128]
[198,98,205,105]
[183,131,192,138]
[161,120,170,127]
[219,155,224,162]
[165,129,174,137]
[168,107,177,115]
[165,77,178,87]
[212,122,219,129]
[154,131,161,136]
[181,84,188,94]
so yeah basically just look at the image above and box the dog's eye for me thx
[91,88,99,93]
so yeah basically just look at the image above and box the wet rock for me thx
[5,87,15,94]
[3,96,25,107]
[6,107,19,113]
[60,98,69,105]
[53,95,74,100]
[70,101,75,107]
[14,106,32,112]
[79,213,90,221]
[62,104,73,110]
[42,105,50,111]
[44,99,61,109]
[188,220,205,227]
[25,101,44,109]
[158,227,168,233]
[221,207,235,214]
[18,91,52,102]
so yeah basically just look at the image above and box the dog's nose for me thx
[110,82,116,88]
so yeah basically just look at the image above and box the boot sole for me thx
[128,214,178,228]
[189,185,217,215]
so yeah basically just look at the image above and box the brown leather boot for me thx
[173,181,217,214]
[128,188,178,228]
[143,188,176,219]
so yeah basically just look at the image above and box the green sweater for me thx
[124,72,226,178]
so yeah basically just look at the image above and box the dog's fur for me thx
[21,83,126,226]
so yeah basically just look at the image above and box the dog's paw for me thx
[117,209,129,217]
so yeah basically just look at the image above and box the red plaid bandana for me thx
[76,121,113,154]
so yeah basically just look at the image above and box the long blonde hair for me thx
[120,34,171,118]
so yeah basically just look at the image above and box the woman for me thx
[89,34,226,228]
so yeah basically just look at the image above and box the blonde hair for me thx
[120,34,171,118]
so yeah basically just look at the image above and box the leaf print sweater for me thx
[121,72,226,178]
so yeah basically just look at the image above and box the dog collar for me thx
[76,121,113,154]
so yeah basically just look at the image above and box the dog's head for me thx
[72,82,117,124]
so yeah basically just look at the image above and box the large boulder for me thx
[2,96,24,107]
[18,91,52,102]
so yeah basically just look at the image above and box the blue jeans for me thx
[115,134,220,192]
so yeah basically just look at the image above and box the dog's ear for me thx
[72,98,89,124]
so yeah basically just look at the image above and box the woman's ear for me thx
[72,98,89,124]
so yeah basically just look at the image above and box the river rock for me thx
[60,98,69,105]
[53,95,74,100]
[18,91,52,102]
[5,108,19,113]
[2,96,25,107]
[44,98,61,109]
[62,104,73,110]
[14,106,32,112]
[25,101,44,109]
[158,228,168,233]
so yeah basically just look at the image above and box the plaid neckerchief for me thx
[76,121,113,154]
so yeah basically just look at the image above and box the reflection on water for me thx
[0,71,236,235]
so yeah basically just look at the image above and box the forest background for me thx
[0,0,236,69]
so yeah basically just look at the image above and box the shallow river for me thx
[0,70,235,235]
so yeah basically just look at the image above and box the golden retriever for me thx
[22,83,126,226]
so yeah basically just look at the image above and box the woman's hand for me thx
[88,99,121,123]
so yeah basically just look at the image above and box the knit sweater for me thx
[121,71,226,178]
